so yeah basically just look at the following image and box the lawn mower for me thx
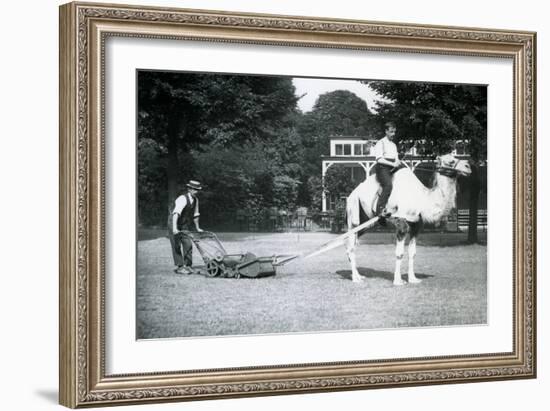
[177,230,297,278]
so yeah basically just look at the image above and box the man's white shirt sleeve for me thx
[173,195,200,218]
[374,138,398,161]
[374,139,384,161]
[172,195,187,215]
[194,198,200,218]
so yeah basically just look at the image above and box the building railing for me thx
[457,209,487,231]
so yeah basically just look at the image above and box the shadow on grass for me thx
[138,228,487,247]
[137,228,278,242]
[415,239,487,247]
[335,267,434,282]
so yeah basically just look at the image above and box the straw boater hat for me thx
[186,180,202,191]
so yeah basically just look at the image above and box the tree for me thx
[272,175,301,211]
[137,71,300,225]
[306,176,324,213]
[366,81,487,243]
[301,90,375,137]
[191,145,269,227]
[323,165,357,200]
[297,90,376,176]
[137,138,167,226]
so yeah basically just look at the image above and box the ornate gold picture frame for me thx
[59,1,536,408]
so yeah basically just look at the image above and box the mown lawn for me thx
[136,232,487,339]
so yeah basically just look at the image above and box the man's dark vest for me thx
[176,193,196,231]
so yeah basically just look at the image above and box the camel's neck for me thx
[421,173,458,224]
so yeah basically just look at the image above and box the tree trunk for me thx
[166,116,181,211]
[467,162,481,243]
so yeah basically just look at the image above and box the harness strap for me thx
[436,166,460,178]
[413,160,460,178]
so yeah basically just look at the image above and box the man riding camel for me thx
[373,121,401,223]
[170,180,203,274]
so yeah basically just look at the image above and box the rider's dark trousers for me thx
[376,163,393,214]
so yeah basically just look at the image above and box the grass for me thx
[136,232,487,339]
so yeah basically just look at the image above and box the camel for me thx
[345,153,472,285]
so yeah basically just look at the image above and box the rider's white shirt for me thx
[374,137,398,161]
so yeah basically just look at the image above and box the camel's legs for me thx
[345,232,364,283]
[407,236,421,283]
[393,238,406,285]
[393,218,409,286]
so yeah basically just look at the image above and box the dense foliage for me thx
[137,72,486,239]
[297,90,376,177]
[138,74,376,227]
[366,81,487,160]
[366,81,487,242]
[138,71,301,226]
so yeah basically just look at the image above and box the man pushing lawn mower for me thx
[168,179,296,278]
[170,180,203,275]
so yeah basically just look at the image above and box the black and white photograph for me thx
[2,0,545,408]
[136,71,487,340]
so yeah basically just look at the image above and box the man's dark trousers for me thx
[170,230,193,267]
[376,163,393,215]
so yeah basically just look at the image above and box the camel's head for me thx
[436,154,472,177]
